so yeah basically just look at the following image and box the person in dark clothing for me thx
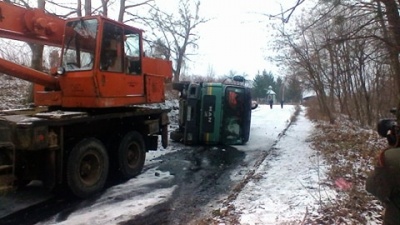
[366,147,400,225]
[269,99,273,109]
[280,100,284,109]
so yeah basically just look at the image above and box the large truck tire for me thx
[67,138,109,198]
[117,131,146,180]
[170,129,183,142]
[172,81,190,92]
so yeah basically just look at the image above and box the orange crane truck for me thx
[0,2,172,198]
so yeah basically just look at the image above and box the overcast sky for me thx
[183,0,303,79]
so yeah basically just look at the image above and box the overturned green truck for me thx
[170,80,252,145]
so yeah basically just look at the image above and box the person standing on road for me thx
[266,86,275,109]
[366,148,400,225]
[280,99,284,109]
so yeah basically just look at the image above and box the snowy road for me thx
[232,106,333,225]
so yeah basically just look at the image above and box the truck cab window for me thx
[62,19,97,71]
[222,87,245,144]
[124,32,141,75]
[100,23,123,72]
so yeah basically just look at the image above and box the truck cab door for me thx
[98,22,144,97]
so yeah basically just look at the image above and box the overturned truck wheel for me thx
[170,129,183,142]
[117,131,146,180]
[67,138,109,198]
[172,81,190,92]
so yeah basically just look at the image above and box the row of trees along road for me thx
[5,0,207,84]
[274,0,400,126]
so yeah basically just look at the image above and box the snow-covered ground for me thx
[38,104,337,225]
[232,106,334,224]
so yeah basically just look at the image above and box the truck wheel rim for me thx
[79,151,101,186]
[127,143,140,168]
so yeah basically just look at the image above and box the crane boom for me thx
[0,1,65,46]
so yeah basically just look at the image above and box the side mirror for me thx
[50,67,65,76]
[56,67,66,75]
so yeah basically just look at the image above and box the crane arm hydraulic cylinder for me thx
[0,58,59,90]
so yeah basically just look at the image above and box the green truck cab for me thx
[171,80,252,145]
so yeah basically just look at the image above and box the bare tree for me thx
[5,0,47,103]
[84,0,91,16]
[70,0,93,17]
[139,0,208,82]
[100,0,109,17]
[374,0,400,122]
[272,0,397,127]
[118,0,154,22]
[262,0,305,23]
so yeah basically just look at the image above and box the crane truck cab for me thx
[45,16,172,108]
[171,78,252,145]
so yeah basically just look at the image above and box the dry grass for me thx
[303,98,332,122]
[304,104,386,224]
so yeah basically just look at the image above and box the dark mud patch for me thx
[121,145,246,225]
[0,190,80,225]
